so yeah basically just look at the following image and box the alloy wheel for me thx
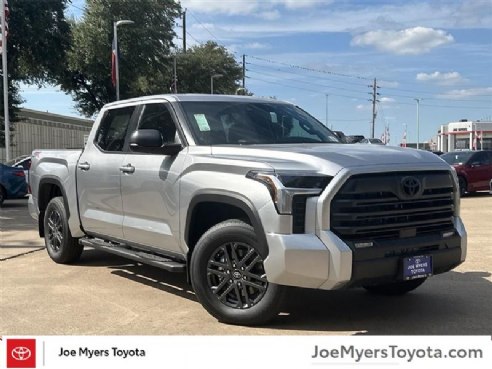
[207,242,268,309]
[46,209,63,252]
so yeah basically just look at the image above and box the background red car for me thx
[441,150,492,196]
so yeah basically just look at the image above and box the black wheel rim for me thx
[207,242,268,309]
[47,209,63,252]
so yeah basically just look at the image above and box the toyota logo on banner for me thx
[6,339,36,368]
[11,347,32,361]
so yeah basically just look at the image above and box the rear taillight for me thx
[13,171,25,177]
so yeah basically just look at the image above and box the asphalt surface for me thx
[1,195,491,335]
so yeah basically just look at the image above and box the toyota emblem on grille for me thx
[401,176,421,197]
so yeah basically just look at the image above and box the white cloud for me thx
[351,27,454,55]
[244,42,270,49]
[416,71,465,86]
[438,87,492,99]
[181,0,323,16]
[257,10,281,20]
[380,97,395,104]
[181,0,259,15]
[378,80,399,88]
[356,104,369,110]
[274,0,329,9]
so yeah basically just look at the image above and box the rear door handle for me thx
[78,162,90,171]
[119,164,135,174]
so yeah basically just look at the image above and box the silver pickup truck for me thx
[29,94,467,325]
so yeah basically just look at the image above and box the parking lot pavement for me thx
[1,195,491,335]
[0,199,44,260]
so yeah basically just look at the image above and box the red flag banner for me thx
[111,37,117,86]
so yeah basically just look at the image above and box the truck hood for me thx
[210,144,450,174]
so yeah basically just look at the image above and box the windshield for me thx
[441,152,474,165]
[180,101,340,145]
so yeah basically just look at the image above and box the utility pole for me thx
[1,0,10,161]
[173,55,177,93]
[369,78,380,138]
[242,54,246,89]
[325,94,329,127]
[182,10,186,53]
[414,98,421,149]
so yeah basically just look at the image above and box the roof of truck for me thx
[104,94,289,108]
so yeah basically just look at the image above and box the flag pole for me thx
[1,0,9,161]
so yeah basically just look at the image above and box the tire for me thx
[458,176,467,197]
[0,186,5,207]
[363,278,426,296]
[44,196,83,264]
[190,219,286,326]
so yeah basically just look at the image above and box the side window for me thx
[138,103,179,144]
[94,106,135,152]
[472,152,489,165]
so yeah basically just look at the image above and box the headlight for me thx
[246,170,332,214]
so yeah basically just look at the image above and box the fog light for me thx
[442,231,454,238]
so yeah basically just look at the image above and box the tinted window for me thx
[95,106,135,152]
[472,152,490,165]
[180,101,340,145]
[138,103,179,144]
[441,152,474,165]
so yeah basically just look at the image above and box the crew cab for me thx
[29,94,467,325]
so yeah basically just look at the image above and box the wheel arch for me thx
[37,177,70,237]
[185,193,269,259]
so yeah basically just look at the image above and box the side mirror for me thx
[129,129,182,155]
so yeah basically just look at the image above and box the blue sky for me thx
[21,0,492,146]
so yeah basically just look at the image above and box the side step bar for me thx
[79,238,186,272]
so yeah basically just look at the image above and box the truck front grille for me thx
[330,171,455,241]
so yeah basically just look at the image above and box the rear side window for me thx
[94,106,135,152]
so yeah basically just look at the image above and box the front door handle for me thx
[119,164,135,174]
[78,162,90,171]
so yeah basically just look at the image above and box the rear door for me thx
[468,151,492,190]
[77,105,137,239]
[120,102,186,254]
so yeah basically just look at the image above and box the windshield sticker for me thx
[194,114,211,132]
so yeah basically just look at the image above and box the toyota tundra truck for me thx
[29,94,467,325]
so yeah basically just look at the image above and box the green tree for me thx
[175,42,243,95]
[1,0,71,145]
[59,0,181,116]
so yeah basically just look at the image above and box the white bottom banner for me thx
[1,335,490,369]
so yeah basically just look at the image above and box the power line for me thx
[67,1,84,12]
[246,68,369,98]
[246,61,369,88]
[247,76,368,100]
[248,55,372,81]
[185,30,202,46]
[188,11,221,44]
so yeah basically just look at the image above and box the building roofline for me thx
[18,108,94,127]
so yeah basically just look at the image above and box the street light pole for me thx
[210,74,223,94]
[325,94,329,128]
[414,98,421,149]
[114,20,134,101]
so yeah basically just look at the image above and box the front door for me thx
[120,102,186,253]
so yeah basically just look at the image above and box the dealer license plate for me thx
[403,255,432,280]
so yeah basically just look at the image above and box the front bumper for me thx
[263,216,466,290]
